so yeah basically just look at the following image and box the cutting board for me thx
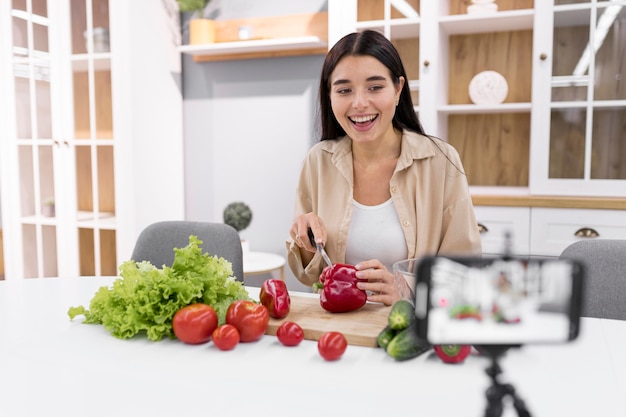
[265,295,391,347]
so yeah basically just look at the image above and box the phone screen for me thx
[413,256,583,345]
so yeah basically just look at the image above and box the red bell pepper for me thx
[434,344,471,364]
[259,279,290,319]
[316,264,367,313]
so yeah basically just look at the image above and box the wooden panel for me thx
[79,228,95,276]
[73,71,113,139]
[472,195,626,210]
[193,12,328,62]
[448,113,531,186]
[449,31,533,104]
[449,0,534,15]
[97,146,115,213]
[75,146,93,211]
[266,295,390,347]
[100,229,117,276]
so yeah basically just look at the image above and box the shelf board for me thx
[356,19,421,39]
[71,55,111,72]
[440,9,534,35]
[439,102,532,114]
[179,36,328,59]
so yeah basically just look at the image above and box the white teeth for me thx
[350,115,376,123]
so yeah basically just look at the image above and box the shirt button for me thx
[391,186,398,193]
[402,220,410,227]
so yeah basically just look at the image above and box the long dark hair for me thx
[318,30,426,140]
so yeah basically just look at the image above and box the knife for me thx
[307,228,333,268]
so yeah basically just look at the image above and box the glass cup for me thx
[393,258,420,301]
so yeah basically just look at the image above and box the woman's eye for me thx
[369,85,384,92]
[336,88,351,95]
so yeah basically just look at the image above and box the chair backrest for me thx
[131,221,244,282]
[559,239,626,320]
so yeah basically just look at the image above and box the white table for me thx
[243,251,286,281]
[0,276,625,417]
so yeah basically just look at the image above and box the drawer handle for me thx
[477,223,488,234]
[574,227,599,238]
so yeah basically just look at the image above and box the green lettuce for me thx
[68,235,252,341]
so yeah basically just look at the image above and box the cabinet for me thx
[327,0,625,256]
[0,0,184,279]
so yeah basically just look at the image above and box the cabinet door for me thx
[530,207,626,257]
[530,1,626,197]
[68,0,118,277]
[0,0,65,278]
[0,0,116,278]
[474,206,531,256]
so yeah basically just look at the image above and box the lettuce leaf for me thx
[68,235,252,341]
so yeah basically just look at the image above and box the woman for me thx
[286,30,481,305]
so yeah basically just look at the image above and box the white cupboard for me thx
[0,0,184,279]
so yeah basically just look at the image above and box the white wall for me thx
[182,55,323,292]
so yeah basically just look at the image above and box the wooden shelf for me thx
[181,12,329,62]
[180,36,327,61]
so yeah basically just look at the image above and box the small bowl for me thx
[393,258,420,301]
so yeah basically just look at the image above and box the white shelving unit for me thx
[0,0,185,279]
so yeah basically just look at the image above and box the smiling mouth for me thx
[349,114,378,126]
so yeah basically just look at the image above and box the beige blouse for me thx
[285,130,482,287]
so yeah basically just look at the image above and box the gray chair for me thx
[559,239,626,320]
[131,221,244,282]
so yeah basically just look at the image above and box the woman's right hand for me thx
[290,212,327,254]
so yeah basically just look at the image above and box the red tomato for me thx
[225,300,270,342]
[212,324,240,351]
[172,303,218,345]
[276,321,304,346]
[434,344,471,364]
[317,331,348,361]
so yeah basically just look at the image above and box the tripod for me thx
[477,345,532,417]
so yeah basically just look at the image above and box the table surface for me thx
[0,276,625,417]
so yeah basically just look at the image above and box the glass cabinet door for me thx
[532,0,626,196]
[69,0,117,276]
[9,0,58,278]
[0,0,117,278]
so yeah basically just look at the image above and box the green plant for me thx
[176,0,210,17]
[223,202,253,233]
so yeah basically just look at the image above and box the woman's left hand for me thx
[353,259,401,306]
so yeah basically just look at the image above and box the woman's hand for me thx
[353,259,402,306]
[290,213,327,254]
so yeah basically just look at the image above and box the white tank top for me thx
[345,199,408,272]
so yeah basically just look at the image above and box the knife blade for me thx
[307,228,333,268]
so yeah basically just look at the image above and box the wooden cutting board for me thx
[265,295,391,347]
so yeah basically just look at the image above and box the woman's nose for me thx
[352,90,368,109]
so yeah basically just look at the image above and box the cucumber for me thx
[385,326,430,361]
[388,299,415,330]
[376,325,397,349]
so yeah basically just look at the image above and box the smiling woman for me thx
[286,30,482,307]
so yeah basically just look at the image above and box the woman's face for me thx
[329,55,404,145]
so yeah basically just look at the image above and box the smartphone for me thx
[413,255,584,346]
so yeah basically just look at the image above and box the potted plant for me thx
[42,198,55,217]
[177,0,216,45]
[223,201,253,252]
